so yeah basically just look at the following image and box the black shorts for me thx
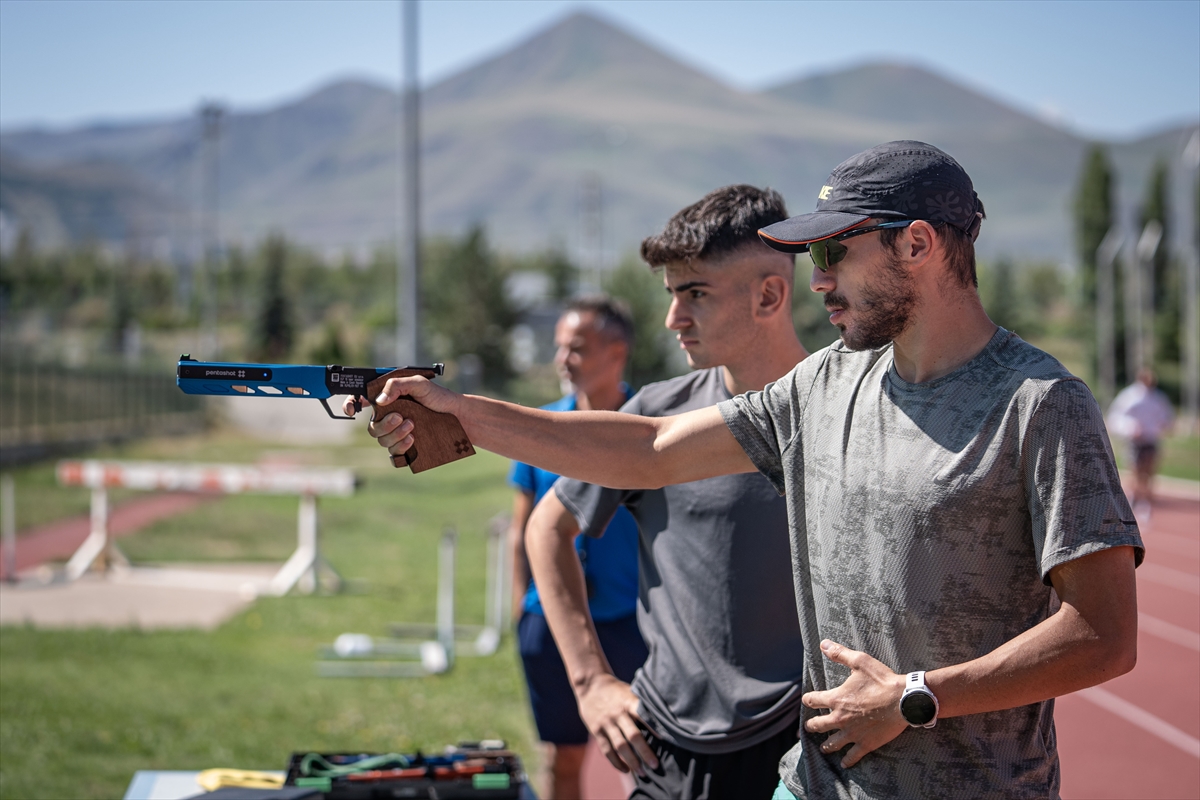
[630,722,799,800]
[518,610,648,745]
[1132,442,1159,472]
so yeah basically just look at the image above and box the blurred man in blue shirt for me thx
[509,295,645,799]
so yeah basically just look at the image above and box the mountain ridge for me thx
[1,11,1196,260]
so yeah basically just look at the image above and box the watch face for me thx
[901,691,938,726]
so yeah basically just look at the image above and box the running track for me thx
[1057,485,1200,799]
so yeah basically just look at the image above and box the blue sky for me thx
[1,0,1197,140]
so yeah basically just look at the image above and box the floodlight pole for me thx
[1095,229,1122,407]
[200,102,224,359]
[1183,131,1200,433]
[397,0,421,365]
[1135,221,1163,375]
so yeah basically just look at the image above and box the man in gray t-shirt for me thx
[356,142,1142,799]
[721,329,1141,797]
[532,186,809,799]
[555,370,802,762]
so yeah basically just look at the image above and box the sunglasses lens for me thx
[826,240,847,266]
[809,241,828,271]
[809,239,848,271]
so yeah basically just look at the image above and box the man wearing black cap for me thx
[353,141,1141,799]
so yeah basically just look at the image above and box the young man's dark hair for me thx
[640,185,789,267]
[566,294,634,349]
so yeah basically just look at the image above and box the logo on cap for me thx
[818,185,833,200]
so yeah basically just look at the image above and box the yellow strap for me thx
[196,769,285,791]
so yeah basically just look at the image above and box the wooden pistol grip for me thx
[366,370,475,474]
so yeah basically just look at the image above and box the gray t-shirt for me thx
[554,367,805,754]
[719,329,1143,800]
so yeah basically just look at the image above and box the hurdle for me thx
[55,460,355,596]
[316,515,511,678]
[389,513,511,655]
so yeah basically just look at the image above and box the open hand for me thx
[801,639,909,768]
[576,674,658,776]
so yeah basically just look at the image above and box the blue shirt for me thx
[509,392,640,622]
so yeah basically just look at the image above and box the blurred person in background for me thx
[526,186,809,799]
[1107,368,1175,517]
[508,296,645,800]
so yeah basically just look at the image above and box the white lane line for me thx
[1076,687,1200,759]
[1139,613,1200,652]
[1139,563,1200,595]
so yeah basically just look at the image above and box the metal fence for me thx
[0,354,207,466]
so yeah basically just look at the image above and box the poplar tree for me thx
[1141,160,1180,367]
[1074,145,1114,312]
[254,235,294,361]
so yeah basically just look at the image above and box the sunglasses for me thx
[804,220,916,271]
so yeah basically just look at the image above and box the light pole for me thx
[199,102,224,359]
[1183,130,1200,432]
[1095,228,1123,407]
[397,0,420,366]
[1134,220,1163,375]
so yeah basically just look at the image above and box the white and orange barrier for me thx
[56,460,356,596]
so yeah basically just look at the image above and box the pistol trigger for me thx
[353,397,363,414]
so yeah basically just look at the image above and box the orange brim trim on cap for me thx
[757,217,875,248]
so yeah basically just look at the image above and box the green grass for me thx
[0,430,537,800]
[1159,434,1200,482]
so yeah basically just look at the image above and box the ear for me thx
[903,220,938,269]
[756,274,790,319]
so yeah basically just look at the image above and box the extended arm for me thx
[805,545,1138,767]
[524,491,657,775]
[346,377,755,489]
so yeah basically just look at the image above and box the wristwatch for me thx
[899,671,939,728]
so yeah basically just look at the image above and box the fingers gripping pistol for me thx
[176,355,475,473]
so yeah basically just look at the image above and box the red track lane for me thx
[1059,490,1200,800]
[1,492,215,573]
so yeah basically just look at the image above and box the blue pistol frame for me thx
[176,356,475,472]
[176,354,442,419]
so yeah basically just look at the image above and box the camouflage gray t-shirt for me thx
[718,329,1142,800]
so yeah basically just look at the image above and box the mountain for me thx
[1,11,1196,263]
[767,62,1051,133]
[0,149,171,249]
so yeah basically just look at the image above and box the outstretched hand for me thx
[576,674,658,776]
[801,640,909,768]
[339,375,462,461]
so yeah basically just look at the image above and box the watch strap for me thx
[900,670,939,729]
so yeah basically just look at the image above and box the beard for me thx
[825,250,917,351]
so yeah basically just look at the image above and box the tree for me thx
[1073,145,1116,384]
[1141,159,1181,369]
[538,248,578,302]
[1074,145,1115,310]
[603,257,679,389]
[422,225,520,391]
[253,235,295,361]
[980,257,1020,333]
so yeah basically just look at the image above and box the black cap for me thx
[759,141,983,252]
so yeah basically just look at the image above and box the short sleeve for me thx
[554,476,637,539]
[509,460,536,494]
[717,360,812,496]
[1026,379,1144,580]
